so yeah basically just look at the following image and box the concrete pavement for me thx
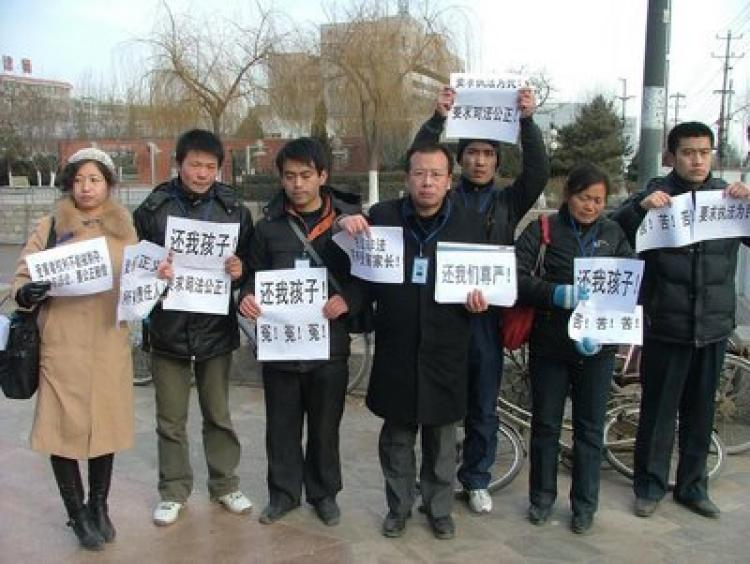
[2,378,750,564]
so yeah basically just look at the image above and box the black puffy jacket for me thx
[611,172,749,346]
[516,205,634,360]
[240,186,362,372]
[133,178,254,360]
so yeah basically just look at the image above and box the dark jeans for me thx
[529,352,613,516]
[378,419,456,518]
[458,310,504,490]
[634,338,725,502]
[262,360,348,508]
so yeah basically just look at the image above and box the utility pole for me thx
[637,0,669,189]
[712,30,744,168]
[669,92,686,125]
[617,77,635,122]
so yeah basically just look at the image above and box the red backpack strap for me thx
[539,214,551,245]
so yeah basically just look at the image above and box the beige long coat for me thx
[13,196,138,458]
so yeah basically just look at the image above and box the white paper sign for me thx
[435,242,517,306]
[26,236,112,296]
[0,315,9,351]
[636,191,750,252]
[445,73,528,144]
[117,241,169,323]
[568,304,643,346]
[333,226,404,283]
[165,216,240,269]
[254,267,329,361]
[573,257,644,312]
[693,190,750,242]
[163,267,232,315]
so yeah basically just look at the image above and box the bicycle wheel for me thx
[347,332,373,393]
[452,420,525,495]
[603,405,726,488]
[714,353,750,454]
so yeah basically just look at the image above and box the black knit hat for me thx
[456,138,501,166]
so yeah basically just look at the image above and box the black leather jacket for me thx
[133,177,254,360]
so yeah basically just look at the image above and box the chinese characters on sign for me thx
[254,267,330,361]
[165,216,239,269]
[117,241,168,323]
[636,191,750,253]
[162,217,239,314]
[568,305,643,346]
[333,227,404,283]
[434,242,517,305]
[573,257,644,312]
[26,236,113,296]
[445,73,529,144]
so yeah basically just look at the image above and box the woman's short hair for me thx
[564,163,611,199]
[58,159,116,192]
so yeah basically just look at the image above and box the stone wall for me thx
[0,203,50,244]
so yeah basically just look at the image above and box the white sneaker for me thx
[217,491,253,514]
[467,489,493,514]
[153,501,184,526]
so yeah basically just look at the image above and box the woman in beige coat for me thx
[13,148,137,551]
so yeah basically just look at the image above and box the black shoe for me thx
[88,501,116,542]
[528,504,551,525]
[67,507,105,551]
[259,502,298,525]
[673,496,720,519]
[313,497,340,526]
[571,513,593,534]
[427,514,455,540]
[382,510,410,538]
[634,497,658,518]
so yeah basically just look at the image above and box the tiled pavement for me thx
[1,382,750,564]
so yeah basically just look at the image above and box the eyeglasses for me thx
[409,169,449,180]
[73,175,106,186]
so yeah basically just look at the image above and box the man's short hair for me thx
[405,143,454,175]
[175,129,225,166]
[275,137,330,175]
[667,121,714,154]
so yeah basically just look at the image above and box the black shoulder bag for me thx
[287,217,374,334]
[0,218,57,399]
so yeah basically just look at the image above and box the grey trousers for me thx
[378,419,456,518]
[151,352,241,502]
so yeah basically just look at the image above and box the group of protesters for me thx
[12,82,750,551]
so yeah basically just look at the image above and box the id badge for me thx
[411,257,429,285]
[295,258,311,269]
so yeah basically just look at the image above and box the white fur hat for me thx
[67,147,117,178]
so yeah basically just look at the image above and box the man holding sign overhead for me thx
[612,122,750,520]
[133,129,254,526]
[410,76,548,514]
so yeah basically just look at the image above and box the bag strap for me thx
[532,214,550,277]
[46,216,57,250]
[286,216,344,296]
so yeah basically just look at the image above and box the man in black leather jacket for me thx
[612,121,750,519]
[133,129,254,526]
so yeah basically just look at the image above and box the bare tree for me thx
[138,1,280,135]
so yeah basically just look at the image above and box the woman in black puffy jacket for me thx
[515,163,634,534]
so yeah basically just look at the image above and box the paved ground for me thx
[1,379,750,564]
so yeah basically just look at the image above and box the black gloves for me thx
[16,281,52,308]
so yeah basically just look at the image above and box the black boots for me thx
[88,454,116,542]
[51,454,116,551]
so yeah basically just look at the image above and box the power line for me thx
[712,30,744,168]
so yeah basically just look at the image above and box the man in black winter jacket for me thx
[238,137,361,528]
[612,121,750,519]
[409,85,549,514]
[133,129,254,526]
